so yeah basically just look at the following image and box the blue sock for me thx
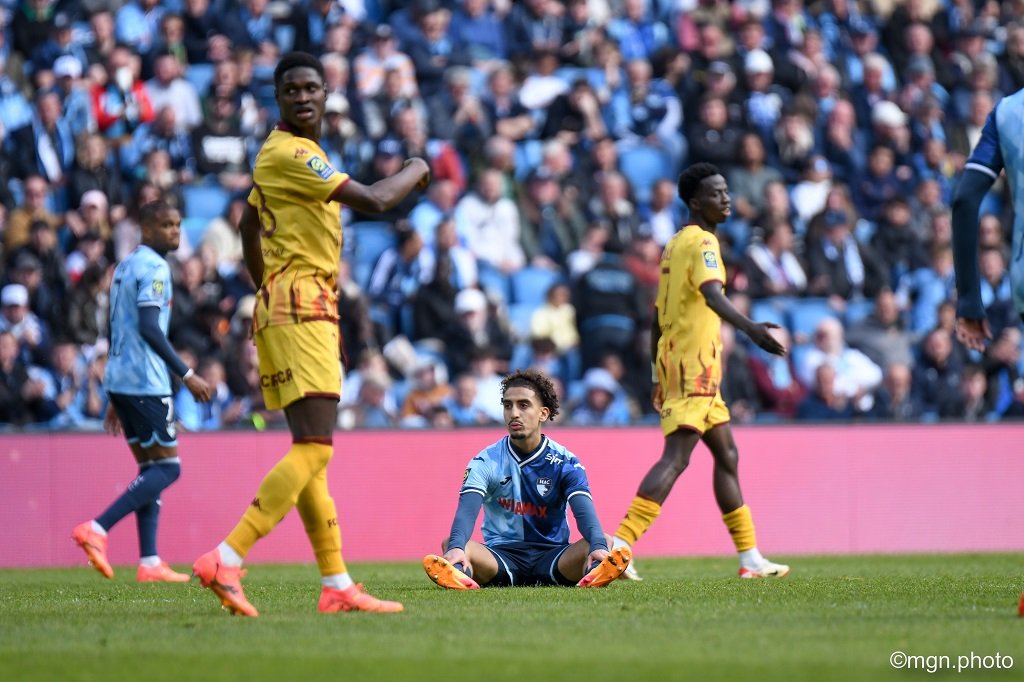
[136,498,161,558]
[95,459,181,532]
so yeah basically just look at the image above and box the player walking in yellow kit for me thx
[192,52,429,616]
[610,163,791,580]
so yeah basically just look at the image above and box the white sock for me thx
[90,520,107,536]
[139,556,161,567]
[612,536,630,550]
[322,573,354,590]
[217,542,244,567]
[739,548,766,570]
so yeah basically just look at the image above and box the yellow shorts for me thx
[255,321,341,411]
[659,393,730,436]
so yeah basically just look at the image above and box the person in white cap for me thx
[0,282,49,366]
[570,367,631,425]
[52,55,94,138]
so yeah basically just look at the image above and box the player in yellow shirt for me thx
[610,163,791,580]
[192,52,430,616]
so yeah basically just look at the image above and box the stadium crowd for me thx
[0,0,1023,430]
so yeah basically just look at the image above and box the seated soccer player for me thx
[423,369,631,589]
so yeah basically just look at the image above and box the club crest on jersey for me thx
[702,250,719,269]
[306,156,335,181]
[536,477,552,497]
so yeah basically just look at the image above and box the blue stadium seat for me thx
[350,222,395,289]
[183,184,231,221]
[845,299,876,327]
[787,298,841,342]
[507,302,536,341]
[511,266,562,306]
[184,63,215,97]
[514,140,543,180]
[619,144,671,205]
[477,263,512,303]
[750,298,789,328]
[182,217,210,247]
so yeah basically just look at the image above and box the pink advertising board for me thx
[1,424,1021,568]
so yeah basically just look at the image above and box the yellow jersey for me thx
[654,225,726,399]
[247,125,351,331]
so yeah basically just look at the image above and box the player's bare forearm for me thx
[700,281,753,335]
[239,204,264,286]
[332,158,430,214]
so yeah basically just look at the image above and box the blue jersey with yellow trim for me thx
[964,89,1024,314]
[105,245,173,396]
[460,435,593,547]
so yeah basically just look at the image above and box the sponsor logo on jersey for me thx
[536,477,552,496]
[498,497,548,518]
[702,250,719,268]
[306,156,336,181]
[544,453,563,465]
[260,368,294,387]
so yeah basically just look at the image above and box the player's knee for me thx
[714,446,740,472]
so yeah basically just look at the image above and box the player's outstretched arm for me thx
[699,281,787,356]
[951,167,997,351]
[332,158,430,214]
[239,204,264,286]
[137,306,213,402]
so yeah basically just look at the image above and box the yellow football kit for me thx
[247,125,350,409]
[654,225,730,436]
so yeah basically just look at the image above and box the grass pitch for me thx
[1,554,1021,682]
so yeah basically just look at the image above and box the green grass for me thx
[1,555,1021,682]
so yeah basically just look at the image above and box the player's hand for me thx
[185,373,214,402]
[104,404,122,436]
[584,548,609,577]
[443,547,469,573]
[956,317,991,352]
[403,157,431,189]
[748,322,787,356]
[651,382,664,412]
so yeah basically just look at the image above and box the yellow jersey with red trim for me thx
[654,225,726,399]
[247,124,351,331]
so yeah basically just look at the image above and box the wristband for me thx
[183,368,195,381]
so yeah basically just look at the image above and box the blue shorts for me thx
[109,393,177,448]
[482,541,575,587]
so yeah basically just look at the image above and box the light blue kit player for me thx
[423,369,632,590]
[951,88,1024,348]
[71,200,213,583]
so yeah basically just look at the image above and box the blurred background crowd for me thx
[0,0,1023,431]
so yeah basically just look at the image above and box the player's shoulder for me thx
[128,245,168,272]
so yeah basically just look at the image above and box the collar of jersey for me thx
[275,120,298,134]
[505,435,548,467]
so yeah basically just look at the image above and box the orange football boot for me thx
[422,555,480,590]
[137,562,191,582]
[318,583,404,613]
[191,548,258,617]
[71,522,113,579]
[577,546,632,588]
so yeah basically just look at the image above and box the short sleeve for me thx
[271,140,350,203]
[691,231,726,289]
[460,452,494,497]
[136,259,170,308]
[965,108,1003,179]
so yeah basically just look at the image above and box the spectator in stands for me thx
[361,66,428,141]
[190,91,251,191]
[289,0,348,56]
[743,217,807,299]
[982,327,1022,418]
[518,166,586,269]
[0,330,34,425]
[540,78,608,146]
[63,190,112,261]
[573,248,641,368]
[646,178,681,247]
[612,58,685,172]
[998,21,1024,94]
[979,246,1012,312]
[68,134,125,220]
[948,90,992,162]
[570,367,631,426]
[116,0,165,57]
[796,317,882,413]
[866,362,923,421]
[939,363,995,422]
[400,358,452,427]
[719,323,760,424]
[871,196,928,288]
[529,282,580,376]
[445,290,513,379]
[849,53,894,134]
[51,55,94,139]
[912,327,963,418]
[354,24,417,102]
[895,243,955,339]
[819,98,867,186]
[790,155,833,226]
[748,325,804,420]
[137,149,186,211]
[406,4,470,101]
[797,363,855,421]
[741,49,788,145]
[11,91,74,187]
[454,169,525,273]
[393,106,465,193]
[146,50,202,132]
[506,0,563,61]
[427,67,491,158]
[482,63,534,142]
[85,10,117,67]
[449,0,506,65]
[804,209,882,300]
[12,0,58,64]
[9,219,68,325]
[200,195,245,276]
[121,106,194,183]
[585,172,640,255]
[608,0,669,62]
[92,44,155,139]
[353,139,422,224]
[367,226,434,339]
[444,373,495,426]
[68,339,109,428]
[0,282,50,367]
[687,94,742,170]
[45,339,83,426]
[65,263,107,347]
[728,132,783,230]
[194,356,244,429]
[7,251,63,341]
[846,288,914,370]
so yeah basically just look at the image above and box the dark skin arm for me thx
[699,280,787,356]
[239,203,264,287]
[331,158,430,215]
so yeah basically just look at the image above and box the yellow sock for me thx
[225,441,333,557]
[614,496,662,545]
[296,466,347,577]
[722,504,757,552]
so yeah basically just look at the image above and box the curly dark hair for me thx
[677,162,723,204]
[501,369,560,420]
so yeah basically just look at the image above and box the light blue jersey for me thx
[460,436,593,546]
[964,89,1024,314]
[104,245,174,396]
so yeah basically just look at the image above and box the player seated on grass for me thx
[423,369,631,589]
